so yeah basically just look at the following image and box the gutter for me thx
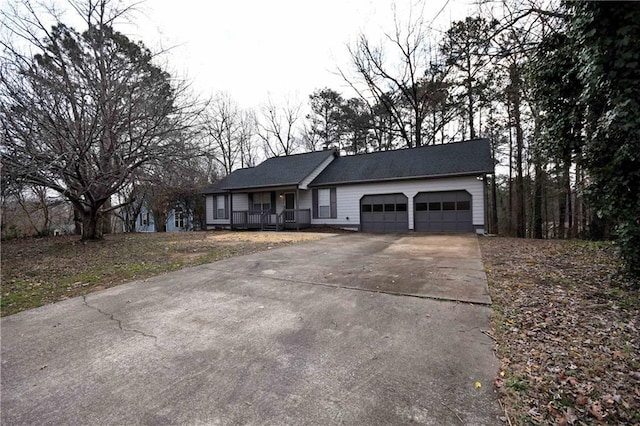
[308,170,495,187]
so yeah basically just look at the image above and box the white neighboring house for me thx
[201,139,494,233]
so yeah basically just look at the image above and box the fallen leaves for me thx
[480,237,639,425]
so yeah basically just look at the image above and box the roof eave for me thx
[223,182,301,191]
[309,169,493,187]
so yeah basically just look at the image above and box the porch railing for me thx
[280,209,311,230]
[232,210,272,229]
[232,208,311,231]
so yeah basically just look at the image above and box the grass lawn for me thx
[1,230,325,317]
[480,237,640,425]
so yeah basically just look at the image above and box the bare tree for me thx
[257,96,301,157]
[202,93,258,175]
[112,173,148,233]
[138,153,213,232]
[340,4,452,148]
[0,0,199,240]
[300,121,323,152]
[238,110,259,168]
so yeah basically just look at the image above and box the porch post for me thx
[296,188,300,231]
[229,191,234,230]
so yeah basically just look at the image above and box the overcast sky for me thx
[0,0,477,109]
[126,0,476,109]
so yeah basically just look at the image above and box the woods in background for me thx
[1,0,638,278]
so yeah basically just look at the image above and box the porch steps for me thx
[262,224,281,232]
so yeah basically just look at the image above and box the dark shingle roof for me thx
[309,138,494,187]
[201,149,336,193]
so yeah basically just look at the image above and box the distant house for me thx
[201,138,494,233]
[135,206,193,233]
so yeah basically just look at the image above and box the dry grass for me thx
[1,230,328,317]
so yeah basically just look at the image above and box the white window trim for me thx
[216,196,225,219]
[174,210,184,228]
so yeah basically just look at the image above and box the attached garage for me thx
[360,194,408,233]
[414,190,473,233]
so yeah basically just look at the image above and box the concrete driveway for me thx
[1,233,501,425]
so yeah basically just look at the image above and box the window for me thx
[372,204,383,212]
[141,212,150,226]
[384,204,395,212]
[415,203,428,211]
[457,200,470,211]
[318,188,331,218]
[252,192,271,212]
[362,204,372,212]
[174,209,184,228]
[212,195,228,219]
[313,188,337,219]
[217,196,225,218]
[428,202,441,211]
[396,203,407,212]
[443,201,456,210]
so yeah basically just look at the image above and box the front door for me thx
[284,193,295,222]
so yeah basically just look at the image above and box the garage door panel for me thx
[414,191,473,233]
[441,222,458,232]
[361,193,408,233]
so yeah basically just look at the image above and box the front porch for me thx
[231,209,311,231]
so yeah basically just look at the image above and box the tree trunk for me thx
[35,187,50,236]
[544,176,549,239]
[558,160,571,239]
[491,174,499,235]
[510,63,526,238]
[100,198,112,235]
[154,212,167,232]
[566,162,573,237]
[507,117,513,236]
[467,56,475,139]
[73,206,83,235]
[82,208,103,240]
[533,157,544,239]
[15,193,39,236]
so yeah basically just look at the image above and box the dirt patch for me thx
[480,236,639,425]
[202,231,333,244]
[1,230,328,317]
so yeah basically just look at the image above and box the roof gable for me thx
[309,138,494,186]
[202,149,336,193]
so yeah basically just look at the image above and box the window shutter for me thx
[312,189,318,219]
[212,196,217,219]
[330,188,337,219]
[224,194,229,219]
[270,191,276,214]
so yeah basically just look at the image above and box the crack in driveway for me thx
[199,265,487,305]
[82,295,158,344]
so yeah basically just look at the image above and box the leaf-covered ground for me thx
[480,237,640,425]
[1,231,326,317]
